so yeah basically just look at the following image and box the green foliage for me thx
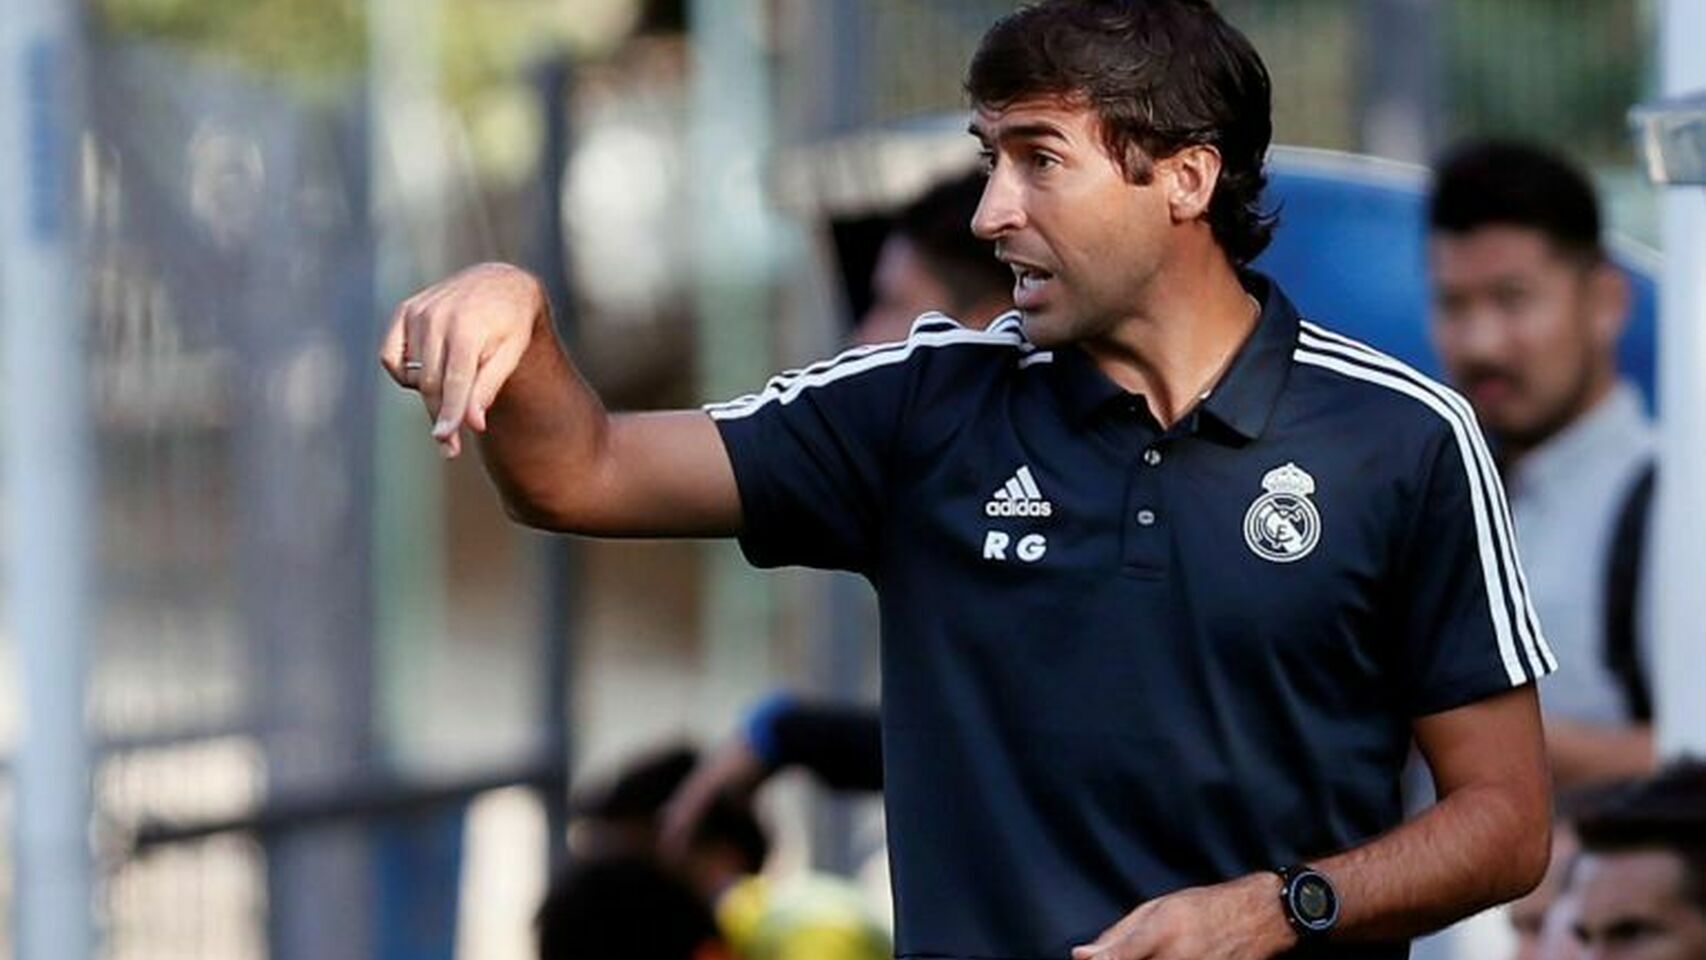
[94,0,368,86]
[1442,0,1646,162]
[92,0,596,99]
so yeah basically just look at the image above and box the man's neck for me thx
[1499,371,1620,474]
[1082,251,1259,428]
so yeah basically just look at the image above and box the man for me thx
[1560,761,1706,960]
[1429,141,1656,788]
[383,3,1553,957]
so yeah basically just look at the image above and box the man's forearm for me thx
[386,261,742,537]
[1312,779,1549,942]
[474,305,743,537]
[1547,721,1655,788]
[477,310,616,530]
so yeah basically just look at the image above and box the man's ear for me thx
[1160,144,1223,224]
[1586,259,1629,351]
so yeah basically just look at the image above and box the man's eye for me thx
[1032,153,1059,171]
[1492,287,1529,312]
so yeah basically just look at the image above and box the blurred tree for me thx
[93,0,368,89]
[92,0,642,96]
[1442,0,1645,162]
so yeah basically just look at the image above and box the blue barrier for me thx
[1257,148,1658,411]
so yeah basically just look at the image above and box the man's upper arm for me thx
[504,409,742,537]
[1393,421,1557,716]
[592,410,744,537]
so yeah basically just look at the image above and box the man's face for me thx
[969,97,1173,348]
[854,234,959,346]
[1429,226,1623,451]
[1569,849,1706,960]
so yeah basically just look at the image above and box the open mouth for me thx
[1010,264,1055,308]
[1015,266,1053,290]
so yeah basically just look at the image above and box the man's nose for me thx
[971,170,1024,240]
[1439,307,1509,366]
[1459,309,1512,361]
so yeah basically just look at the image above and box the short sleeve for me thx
[1393,423,1557,716]
[705,340,917,574]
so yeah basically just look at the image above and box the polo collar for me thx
[1046,270,1300,440]
[1197,272,1301,441]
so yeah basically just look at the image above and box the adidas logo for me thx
[985,466,1054,518]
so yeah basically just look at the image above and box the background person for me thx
[853,169,1015,345]
[571,746,892,960]
[1428,139,1657,789]
[661,165,1020,855]
[1559,760,1706,960]
[535,855,729,960]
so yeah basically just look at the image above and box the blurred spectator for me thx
[661,167,1014,853]
[659,693,882,860]
[1510,824,1583,960]
[570,746,891,960]
[1507,785,1630,960]
[536,856,729,960]
[852,169,1014,345]
[1429,139,1655,789]
[1558,760,1706,960]
[568,745,712,861]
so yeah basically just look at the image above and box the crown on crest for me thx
[1261,462,1316,497]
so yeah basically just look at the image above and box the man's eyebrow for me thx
[967,120,1071,144]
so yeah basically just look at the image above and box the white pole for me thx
[1651,0,1706,759]
[0,0,95,957]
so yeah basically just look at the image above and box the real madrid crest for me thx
[1243,462,1321,563]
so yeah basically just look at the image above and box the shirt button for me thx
[1136,509,1157,526]
[1143,449,1162,467]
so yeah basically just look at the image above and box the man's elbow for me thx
[495,479,584,533]
[501,493,558,530]
[1494,801,1553,903]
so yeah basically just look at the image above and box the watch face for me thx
[1295,877,1333,922]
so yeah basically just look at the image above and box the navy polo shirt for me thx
[706,273,1555,960]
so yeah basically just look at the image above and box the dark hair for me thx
[536,857,720,960]
[965,0,1277,264]
[1574,759,1706,914]
[1429,139,1605,264]
[573,744,771,873]
[893,170,1013,313]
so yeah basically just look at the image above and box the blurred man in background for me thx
[853,169,1014,345]
[1558,760,1706,960]
[570,746,891,960]
[536,855,729,960]
[662,167,1016,850]
[1429,140,1656,789]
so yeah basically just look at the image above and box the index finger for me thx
[432,327,481,441]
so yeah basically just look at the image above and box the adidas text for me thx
[985,499,1053,518]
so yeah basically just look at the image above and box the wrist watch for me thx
[1275,864,1339,938]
